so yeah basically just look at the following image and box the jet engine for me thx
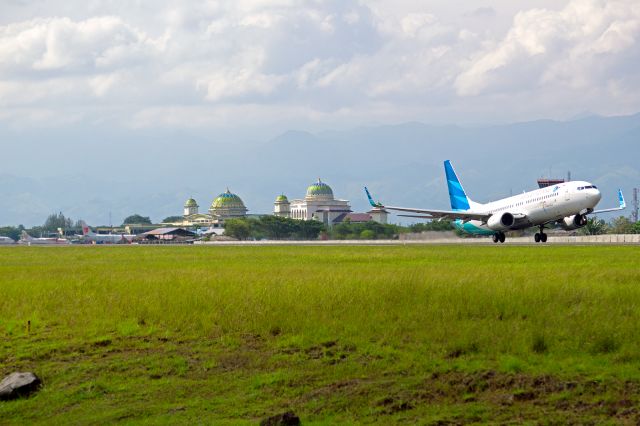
[560,214,587,230]
[487,212,515,231]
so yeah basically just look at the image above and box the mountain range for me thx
[1,113,638,226]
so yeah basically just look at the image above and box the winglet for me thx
[618,189,626,209]
[364,187,383,208]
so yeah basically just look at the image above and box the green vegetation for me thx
[1,246,640,424]
[223,216,325,240]
[329,220,404,240]
[162,216,184,223]
[122,214,152,225]
[42,212,73,232]
[0,226,24,241]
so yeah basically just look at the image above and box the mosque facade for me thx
[176,189,248,227]
[273,179,388,226]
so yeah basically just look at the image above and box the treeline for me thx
[221,216,455,241]
[580,216,640,235]
[0,212,81,241]
[222,216,325,240]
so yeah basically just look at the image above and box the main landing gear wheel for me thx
[493,232,506,243]
[534,226,548,243]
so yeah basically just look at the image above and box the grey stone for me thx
[0,372,42,401]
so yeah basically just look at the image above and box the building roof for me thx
[184,197,198,208]
[306,178,334,200]
[333,213,372,223]
[210,189,247,210]
[275,194,289,203]
[141,227,196,237]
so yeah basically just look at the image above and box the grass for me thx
[0,245,639,423]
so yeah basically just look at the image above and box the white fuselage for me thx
[84,233,135,244]
[20,237,71,245]
[458,181,601,235]
[0,236,15,245]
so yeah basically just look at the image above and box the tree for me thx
[162,216,184,223]
[123,214,152,225]
[360,229,375,240]
[581,217,608,235]
[254,216,297,240]
[0,225,24,241]
[609,216,634,234]
[43,212,72,231]
[293,219,325,240]
[224,219,251,240]
[408,220,454,232]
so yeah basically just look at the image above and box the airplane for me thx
[365,160,626,243]
[19,231,71,245]
[79,221,135,244]
[0,236,16,245]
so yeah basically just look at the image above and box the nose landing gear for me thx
[492,232,506,243]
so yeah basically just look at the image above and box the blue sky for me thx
[1,0,639,138]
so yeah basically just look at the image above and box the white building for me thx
[275,179,351,226]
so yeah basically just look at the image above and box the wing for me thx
[365,187,491,222]
[593,189,626,214]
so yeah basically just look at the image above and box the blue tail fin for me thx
[444,160,470,211]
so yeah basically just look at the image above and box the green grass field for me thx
[1,245,640,424]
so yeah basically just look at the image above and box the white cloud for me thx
[0,16,161,74]
[455,0,640,96]
[0,0,638,131]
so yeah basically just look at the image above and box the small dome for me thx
[184,197,198,208]
[275,194,289,203]
[306,178,334,199]
[211,189,247,210]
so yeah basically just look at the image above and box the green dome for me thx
[275,194,289,202]
[306,179,334,199]
[211,189,247,210]
[184,197,198,208]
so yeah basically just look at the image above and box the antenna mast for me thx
[633,188,639,223]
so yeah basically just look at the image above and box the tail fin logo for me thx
[444,160,470,211]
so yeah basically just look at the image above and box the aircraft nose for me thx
[591,188,602,203]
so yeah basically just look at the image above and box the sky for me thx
[1,0,639,138]
[1,0,640,226]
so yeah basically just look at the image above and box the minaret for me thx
[184,197,199,217]
[274,194,291,218]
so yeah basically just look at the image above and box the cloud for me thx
[455,0,640,96]
[0,0,638,131]
[0,16,161,75]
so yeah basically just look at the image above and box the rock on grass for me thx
[0,372,42,401]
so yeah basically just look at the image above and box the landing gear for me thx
[534,226,548,243]
[493,232,506,243]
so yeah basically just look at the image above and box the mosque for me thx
[177,188,248,228]
[173,180,387,231]
[274,179,388,226]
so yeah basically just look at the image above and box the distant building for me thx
[274,194,291,218]
[537,178,565,188]
[169,188,248,228]
[274,179,388,226]
[139,227,197,243]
